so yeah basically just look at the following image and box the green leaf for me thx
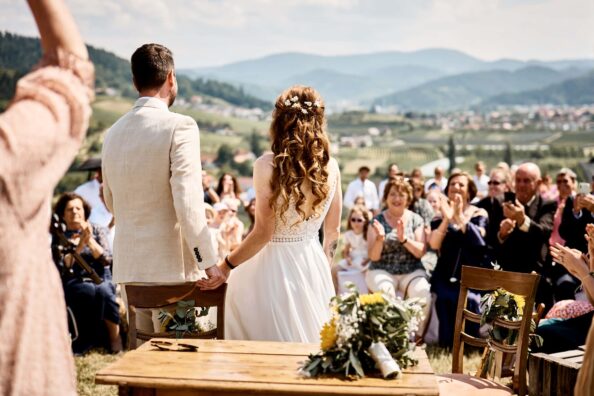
[349,349,365,377]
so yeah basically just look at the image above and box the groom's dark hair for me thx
[131,43,174,91]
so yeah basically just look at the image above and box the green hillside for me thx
[483,70,594,106]
[373,66,584,111]
[0,31,271,109]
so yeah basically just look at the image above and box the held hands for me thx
[503,199,526,225]
[196,263,228,290]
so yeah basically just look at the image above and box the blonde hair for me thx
[269,85,330,223]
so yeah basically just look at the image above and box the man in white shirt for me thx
[74,158,113,228]
[424,166,447,192]
[472,161,490,201]
[377,163,400,201]
[344,166,379,213]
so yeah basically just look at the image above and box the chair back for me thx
[126,283,226,349]
[452,266,540,396]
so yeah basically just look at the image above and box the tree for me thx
[216,144,233,165]
[248,130,263,157]
[447,135,456,174]
[504,141,513,166]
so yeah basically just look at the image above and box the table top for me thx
[96,338,439,396]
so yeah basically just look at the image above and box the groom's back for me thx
[102,99,202,284]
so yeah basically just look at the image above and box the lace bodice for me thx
[270,160,338,243]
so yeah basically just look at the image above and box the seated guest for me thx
[560,176,594,254]
[497,162,556,310]
[472,161,490,201]
[216,172,242,208]
[408,177,434,228]
[367,178,431,338]
[429,172,488,347]
[202,170,220,205]
[549,168,578,301]
[221,198,244,252]
[549,224,594,395]
[51,192,121,354]
[243,198,256,239]
[476,167,511,265]
[331,206,372,293]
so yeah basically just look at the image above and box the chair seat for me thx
[437,373,513,396]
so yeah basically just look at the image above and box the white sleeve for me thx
[343,181,356,209]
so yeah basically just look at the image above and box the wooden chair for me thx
[125,283,226,349]
[437,266,540,396]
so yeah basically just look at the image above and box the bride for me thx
[198,85,342,343]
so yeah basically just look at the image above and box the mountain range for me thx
[181,49,594,111]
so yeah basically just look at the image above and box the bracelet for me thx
[224,255,236,270]
[581,271,594,283]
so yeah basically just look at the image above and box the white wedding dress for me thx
[224,162,338,343]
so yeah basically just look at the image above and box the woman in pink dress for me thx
[0,1,94,395]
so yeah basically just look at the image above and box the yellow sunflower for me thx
[320,318,337,351]
[359,292,385,306]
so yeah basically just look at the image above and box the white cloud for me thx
[0,0,591,67]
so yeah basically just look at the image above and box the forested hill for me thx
[0,32,271,109]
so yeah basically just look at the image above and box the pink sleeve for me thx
[0,50,94,218]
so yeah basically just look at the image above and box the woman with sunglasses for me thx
[367,177,431,339]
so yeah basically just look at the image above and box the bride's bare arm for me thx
[323,162,342,266]
[222,155,276,270]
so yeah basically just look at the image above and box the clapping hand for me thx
[371,219,385,242]
[395,218,406,243]
[503,199,526,225]
[440,196,454,222]
[550,242,588,279]
[452,194,466,225]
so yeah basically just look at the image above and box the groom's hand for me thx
[197,264,227,290]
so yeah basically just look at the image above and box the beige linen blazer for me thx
[102,97,217,283]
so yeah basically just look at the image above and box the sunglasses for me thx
[350,218,365,223]
[488,180,502,186]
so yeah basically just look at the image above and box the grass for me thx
[75,346,483,396]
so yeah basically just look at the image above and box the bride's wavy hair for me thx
[269,85,330,224]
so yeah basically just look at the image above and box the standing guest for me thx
[216,173,242,208]
[331,206,372,293]
[202,170,220,205]
[429,172,488,347]
[378,163,400,201]
[472,161,490,201]
[102,43,224,336]
[410,167,423,181]
[51,193,121,354]
[0,0,94,393]
[497,162,556,310]
[367,178,431,338]
[476,167,512,264]
[539,173,559,202]
[75,157,113,229]
[424,166,448,193]
[344,166,380,213]
[550,168,576,247]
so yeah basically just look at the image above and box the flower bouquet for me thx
[478,288,542,377]
[157,299,214,338]
[300,283,423,379]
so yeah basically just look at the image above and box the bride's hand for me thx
[196,262,228,290]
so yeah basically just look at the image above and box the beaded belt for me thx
[270,234,318,243]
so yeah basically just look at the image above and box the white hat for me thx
[213,202,229,212]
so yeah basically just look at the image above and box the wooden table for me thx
[96,338,439,396]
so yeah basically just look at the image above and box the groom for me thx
[102,43,226,330]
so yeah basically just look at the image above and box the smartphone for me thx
[504,192,516,203]
[579,182,590,195]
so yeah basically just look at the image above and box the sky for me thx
[1,0,593,68]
